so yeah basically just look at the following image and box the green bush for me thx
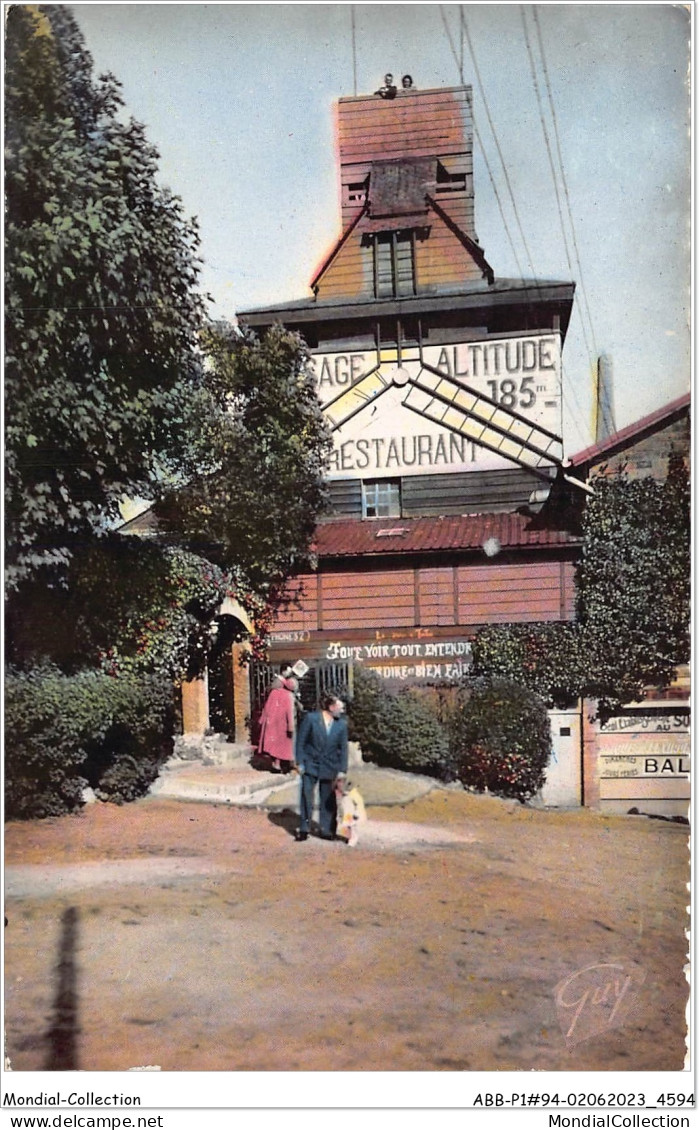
[449,678,551,802]
[348,665,453,779]
[82,676,176,804]
[5,665,175,819]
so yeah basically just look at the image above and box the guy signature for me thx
[555,961,645,1047]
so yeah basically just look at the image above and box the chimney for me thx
[594,353,617,443]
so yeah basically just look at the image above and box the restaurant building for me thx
[239,80,579,693]
[166,78,689,815]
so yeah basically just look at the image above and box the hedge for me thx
[348,665,454,779]
[5,664,175,819]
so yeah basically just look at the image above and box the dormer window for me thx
[371,231,415,298]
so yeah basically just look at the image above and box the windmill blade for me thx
[322,365,392,431]
[403,368,563,475]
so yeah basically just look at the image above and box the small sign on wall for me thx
[599,713,689,734]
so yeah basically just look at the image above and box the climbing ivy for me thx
[576,455,690,714]
[473,457,690,717]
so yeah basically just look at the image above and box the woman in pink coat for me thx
[256,677,296,772]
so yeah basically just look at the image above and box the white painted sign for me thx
[324,638,472,682]
[599,734,690,779]
[309,333,562,479]
[600,754,690,779]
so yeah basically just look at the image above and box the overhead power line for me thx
[439,3,593,451]
[519,4,599,446]
[520,7,574,275]
[530,4,600,406]
[460,7,539,280]
[521,6,597,409]
[438,5,526,280]
[533,7,599,362]
[533,7,605,440]
[350,6,357,97]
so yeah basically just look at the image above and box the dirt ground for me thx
[3,789,690,1073]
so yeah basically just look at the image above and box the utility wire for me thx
[520,5,596,446]
[459,9,464,78]
[520,7,574,276]
[438,5,526,280]
[532,7,604,437]
[461,6,539,280]
[442,3,592,452]
[351,6,357,97]
[521,4,596,444]
[534,6,598,359]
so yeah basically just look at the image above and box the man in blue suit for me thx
[294,694,348,842]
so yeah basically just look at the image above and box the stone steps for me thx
[150,758,298,805]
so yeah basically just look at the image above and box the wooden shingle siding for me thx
[416,210,482,287]
[327,479,363,517]
[338,88,473,231]
[341,162,372,229]
[275,576,319,631]
[457,562,575,623]
[320,570,415,629]
[592,416,690,480]
[430,193,474,224]
[325,469,546,519]
[316,234,372,300]
[402,468,542,516]
[338,90,472,164]
[561,560,576,619]
[418,567,455,626]
[271,557,576,634]
[315,207,484,300]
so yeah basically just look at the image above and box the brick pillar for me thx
[181,673,209,735]
[581,697,601,809]
[232,641,252,743]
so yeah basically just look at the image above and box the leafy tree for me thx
[5,663,175,818]
[4,7,333,816]
[5,535,252,682]
[576,455,690,714]
[472,621,585,708]
[5,6,330,652]
[154,322,332,596]
[5,5,206,588]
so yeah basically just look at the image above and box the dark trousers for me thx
[299,772,336,835]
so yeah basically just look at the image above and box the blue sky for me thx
[73,2,690,456]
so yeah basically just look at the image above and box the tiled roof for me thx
[569,392,690,468]
[313,512,579,558]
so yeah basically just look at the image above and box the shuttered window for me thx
[373,232,415,298]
